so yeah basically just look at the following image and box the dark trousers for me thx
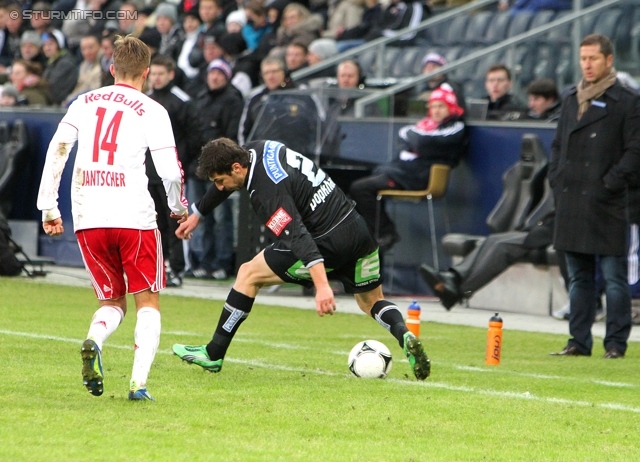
[149,183,185,274]
[349,173,400,238]
[565,251,631,354]
[454,231,531,295]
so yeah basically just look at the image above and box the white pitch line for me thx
[2,328,640,413]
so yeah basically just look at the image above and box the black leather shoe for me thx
[549,345,591,356]
[419,264,461,310]
[604,348,624,359]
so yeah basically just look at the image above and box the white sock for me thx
[130,307,161,390]
[86,305,124,351]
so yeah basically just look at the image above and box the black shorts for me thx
[263,212,381,294]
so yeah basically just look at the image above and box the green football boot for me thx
[172,344,223,372]
[81,339,104,396]
[403,332,431,380]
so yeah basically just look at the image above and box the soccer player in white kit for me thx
[37,35,188,401]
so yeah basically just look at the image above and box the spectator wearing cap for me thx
[20,30,47,71]
[226,10,246,34]
[350,84,468,253]
[176,7,203,80]
[417,52,465,114]
[41,30,78,105]
[62,35,103,107]
[155,3,182,56]
[9,59,52,105]
[188,31,226,96]
[189,0,227,70]
[322,0,365,40]
[522,77,561,121]
[217,32,252,96]
[484,63,527,120]
[307,38,338,66]
[139,27,163,55]
[186,57,244,281]
[242,1,272,51]
[0,83,20,106]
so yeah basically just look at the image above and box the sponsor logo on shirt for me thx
[82,170,126,187]
[263,141,288,184]
[309,178,336,211]
[84,92,145,116]
[266,207,292,236]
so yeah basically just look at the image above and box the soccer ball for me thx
[348,340,393,379]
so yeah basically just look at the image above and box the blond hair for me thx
[112,34,150,81]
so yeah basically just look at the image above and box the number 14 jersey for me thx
[38,83,188,231]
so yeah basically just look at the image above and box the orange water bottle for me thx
[485,313,503,365]
[406,300,421,337]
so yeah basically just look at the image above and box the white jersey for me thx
[37,83,188,231]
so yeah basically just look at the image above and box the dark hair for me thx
[150,54,176,72]
[246,0,266,17]
[580,33,614,57]
[287,41,308,54]
[486,63,511,81]
[197,138,250,179]
[527,78,558,100]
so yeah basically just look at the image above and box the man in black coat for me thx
[186,58,244,280]
[549,34,640,359]
[146,55,203,286]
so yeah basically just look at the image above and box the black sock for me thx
[370,300,408,349]
[206,288,255,361]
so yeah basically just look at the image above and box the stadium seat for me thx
[480,12,513,45]
[528,10,556,31]
[506,12,533,38]
[442,15,470,46]
[531,44,559,81]
[461,11,494,46]
[390,47,425,78]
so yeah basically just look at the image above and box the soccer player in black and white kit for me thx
[172,138,431,380]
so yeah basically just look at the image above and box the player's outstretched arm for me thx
[43,218,64,237]
[176,213,199,239]
[170,210,189,223]
[309,262,336,317]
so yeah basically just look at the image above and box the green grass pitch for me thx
[1,278,640,461]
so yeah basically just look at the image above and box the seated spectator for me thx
[4,3,26,63]
[242,1,273,52]
[20,31,48,71]
[225,9,246,34]
[500,0,571,13]
[349,85,467,252]
[484,63,526,120]
[155,3,182,56]
[522,78,561,121]
[118,2,144,36]
[420,208,556,310]
[100,30,116,86]
[307,38,338,66]
[62,35,103,106]
[0,83,20,106]
[188,31,226,97]
[329,59,383,116]
[323,0,365,39]
[41,31,78,106]
[366,0,429,42]
[335,0,382,52]
[269,3,324,59]
[176,7,202,80]
[285,41,309,74]
[239,56,296,144]
[189,0,227,70]
[397,52,465,117]
[10,59,52,105]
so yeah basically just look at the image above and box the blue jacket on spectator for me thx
[510,0,571,13]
